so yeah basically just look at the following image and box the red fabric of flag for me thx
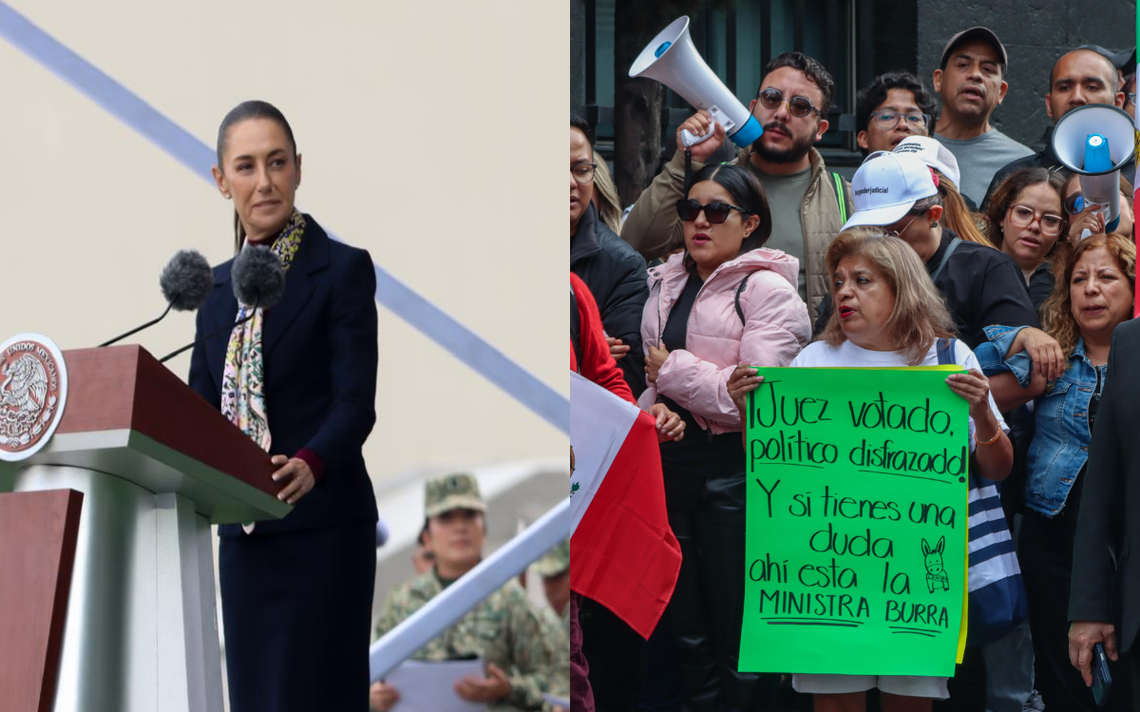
[570,410,681,639]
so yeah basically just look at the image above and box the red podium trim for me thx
[0,489,83,712]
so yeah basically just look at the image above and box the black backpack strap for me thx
[735,273,753,325]
[930,237,963,282]
[570,285,583,373]
[936,337,958,366]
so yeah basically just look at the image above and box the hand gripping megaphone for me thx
[1051,104,1136,235]
[629,17,763,149]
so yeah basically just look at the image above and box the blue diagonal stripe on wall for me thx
[0,1,568,434]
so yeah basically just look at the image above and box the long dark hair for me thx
[683,164,772,276]
[215,100,298,253]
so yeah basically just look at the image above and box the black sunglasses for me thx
[1063,192,1087,215]
[675,199,748,223]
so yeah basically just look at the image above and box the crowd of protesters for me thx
[571,24,1140,712]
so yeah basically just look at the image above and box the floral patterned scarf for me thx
[220,210,305,451]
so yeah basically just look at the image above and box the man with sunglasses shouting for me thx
[622,51,851,322]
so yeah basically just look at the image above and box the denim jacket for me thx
[975,325,1103,516]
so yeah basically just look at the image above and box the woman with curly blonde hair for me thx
[974,233,1135,710]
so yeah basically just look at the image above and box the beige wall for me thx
[0,0,568,486]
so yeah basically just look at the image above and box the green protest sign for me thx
[739,367,969,676]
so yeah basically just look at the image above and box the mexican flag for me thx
[569,371,681,639]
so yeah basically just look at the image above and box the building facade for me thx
[572,0,1136,171]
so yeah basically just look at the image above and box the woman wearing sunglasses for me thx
[638,163,811,711]
[1062,172,1135,244]
[985,168,1070,311]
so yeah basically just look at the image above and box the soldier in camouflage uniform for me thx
[532,538,571,635]
[532,539,571,712]
[370,474,560,712]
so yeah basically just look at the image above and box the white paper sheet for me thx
[384,659,488,712]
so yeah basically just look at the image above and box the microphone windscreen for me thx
[232,245,286,310]
[159,250,214,311]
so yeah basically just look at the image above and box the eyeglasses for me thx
[870,110,931,132]
[756,88,823,119]
[1008,204,1064,236]
[886,211,922,238]
[675,199,748,223]
[572,162,597,184]
[1129,93,1136,107]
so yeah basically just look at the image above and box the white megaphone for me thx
[1051,104,1135,236]
[629,17,763,149]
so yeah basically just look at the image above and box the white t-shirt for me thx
[790,339,1008,451]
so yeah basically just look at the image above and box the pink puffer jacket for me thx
[638,248,811,433]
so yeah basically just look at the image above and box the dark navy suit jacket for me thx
[189,215,379,537]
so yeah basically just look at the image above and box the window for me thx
[583,0,861,156]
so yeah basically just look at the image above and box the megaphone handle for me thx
[681,125,715,148]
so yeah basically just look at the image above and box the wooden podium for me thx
[0,345,291,712]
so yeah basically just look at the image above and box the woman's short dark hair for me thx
[685,164,773,259]
[855,72,937,135]
[216,100,297,170]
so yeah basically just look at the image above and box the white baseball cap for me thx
[842,152,938,230]
[892,135,961,190]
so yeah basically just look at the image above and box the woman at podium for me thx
[188,100,379,712]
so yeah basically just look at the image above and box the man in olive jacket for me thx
[621,51,852,322]
[571,113,648,397]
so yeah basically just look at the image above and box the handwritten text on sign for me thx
[738,368,968,677]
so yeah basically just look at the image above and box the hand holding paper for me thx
[454,663,511,703]
[382,659,488,712]
[739,367,970,676]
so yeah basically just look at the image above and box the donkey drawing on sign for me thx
[922,536,949,593]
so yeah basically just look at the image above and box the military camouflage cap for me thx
[424,473,486,518]
[531,538,570,577]
[531,537,570,578]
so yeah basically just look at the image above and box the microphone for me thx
[99,250,214,347]
[158,245,286,364]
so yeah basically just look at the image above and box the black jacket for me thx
[571,203,649,396]
[1070,318,1140,652]
[189,216,379,537]
[814,230,1039,349]
[1027,260,1055,312]
[983,125,1137,209]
